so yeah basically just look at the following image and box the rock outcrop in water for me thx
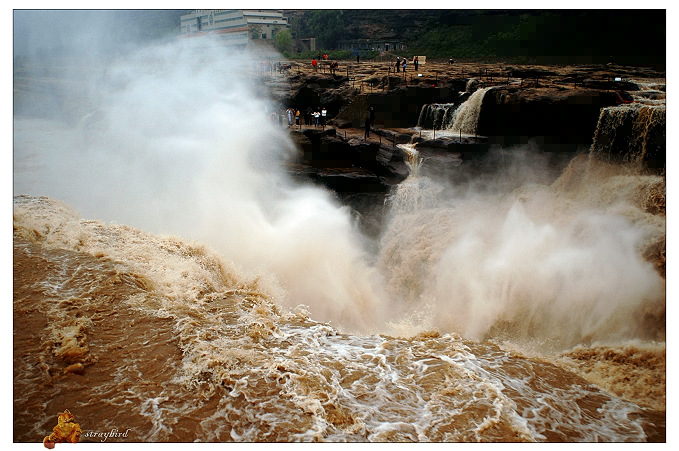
[268,61,665,174]
[268,60,665,243]
[288,126,410,191]
[477,87,618,151]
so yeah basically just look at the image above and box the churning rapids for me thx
[14,37,665,442]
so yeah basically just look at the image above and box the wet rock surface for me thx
[268,59,664,184]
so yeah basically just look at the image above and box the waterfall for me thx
[388,142,441,215]
[416,87,491,135]
[416,103,457,130]
[398,143,423,176]
[590,104,666,167]
[449,87,491,135]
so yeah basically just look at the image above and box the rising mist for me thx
[14,11,665,350]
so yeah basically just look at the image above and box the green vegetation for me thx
[274,29,294,54]
[284,49,379,61]
[288,10,665,67]
[436,10,664,66]
[18,10,660,66]
[306,10,346,49]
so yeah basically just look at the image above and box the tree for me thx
[249,24,262,39]
[289,15,309,39]
[274,28,293,54]
[307,10,346,49]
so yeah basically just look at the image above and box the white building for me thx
[180,10,289,48]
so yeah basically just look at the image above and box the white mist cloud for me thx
[378,150,665,350]
[15,29,393,332]
[14,15,665,347]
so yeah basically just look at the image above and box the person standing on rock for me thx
[314,109,320,127]
[369,105,375,127]
[364,115,371,139]
[321,107,327,128]
[286,108,294,126]
[414,56,419,71]
[396,56,400,72]
[312,58,318,72]
[402,58,407,72]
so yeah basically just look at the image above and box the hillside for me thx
[13,9,665,67]
[285,9,666,67]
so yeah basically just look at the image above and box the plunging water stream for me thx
[416,86,491,139]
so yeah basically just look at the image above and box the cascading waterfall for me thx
[416,103,457,130]
[387,142,441,219]
[399,143,423,176]
[416,87,491,136]
[632,81,666,105]
[590,104,666,167]
[449,87,491,135]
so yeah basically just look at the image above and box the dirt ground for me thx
[269,57,665,92]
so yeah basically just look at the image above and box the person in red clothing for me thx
[312,58,318,72]
[615,89,633,104]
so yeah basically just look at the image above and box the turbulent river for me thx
[13,37,665,443]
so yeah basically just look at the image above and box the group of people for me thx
[312,53,329,72]
[394,56,419,73]
[280,103,377,141]
[257,61,293,75]
[266,54,429,77]
[275,62,292,73]
[312,55,339,74]
[285,106,328,128]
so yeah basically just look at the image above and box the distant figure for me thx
[402,59,407,72]
[449,58,454,64]
[314,109,320,127]
[396,56,400,72]
[286,108,293,126]
[295,109,300,125]
[368,106,375,126]
[357,54,360,63]
[321,107,327,127]
[414,56,419,71]
[364,118,371,139]
[305,107,313,126]
[312,58,318,72]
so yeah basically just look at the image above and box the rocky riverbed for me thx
[256,58,665,236]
